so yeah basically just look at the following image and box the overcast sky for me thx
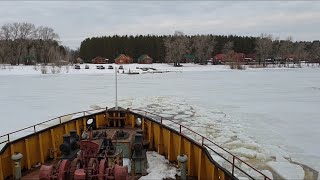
[1,1,319,49]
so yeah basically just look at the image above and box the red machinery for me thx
[39,129,128,180]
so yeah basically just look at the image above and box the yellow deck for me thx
[0,107,270,180]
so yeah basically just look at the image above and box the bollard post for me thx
[177,154,188,180]
[11,152,23,180]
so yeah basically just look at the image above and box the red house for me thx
[115,54,133,64]
[92,56,108,64]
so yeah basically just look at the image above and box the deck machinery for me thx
[0,107,274,180]
[38,118,148,180]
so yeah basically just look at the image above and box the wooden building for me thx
[115,54,133,64]
[137,54,153,64]
[92,56,108,64]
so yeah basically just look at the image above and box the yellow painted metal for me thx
[131,114,135,128]
[167,130,172,161]
[76,120,80,135]
[82,117,86,130]
[141,118,145,131]
[95,114,104,128]
[106,112,110,127]
[96,114,100,128]
[198,148,202,179]
[38,133,44,164]
[125,112,128,126]
[213,166,219,179]
[25,139,31,169]
[171,132,180,160]
[50,129,57,159]
[187,141,192,176]
[157,125,163,154]
[148,121,154,149]
[0,154,3,180]
[0,111,236,180]
[1,146,11,179]
[219,168,226,180]
[178,135,182,156]
[64,124,68,134]
[10,144,15,176]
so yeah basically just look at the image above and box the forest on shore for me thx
[80,31,320,67]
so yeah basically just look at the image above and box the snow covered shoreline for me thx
[0,63,318,76]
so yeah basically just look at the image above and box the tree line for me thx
[80,31,320,67]
[79,32,256,64]
[255,34,320,67]
[0,22,77,65]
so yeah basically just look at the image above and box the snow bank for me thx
[139,151,176,180]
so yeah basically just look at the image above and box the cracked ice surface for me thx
[103,96,310,179]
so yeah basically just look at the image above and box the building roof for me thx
[137,54,153,62]
[115,54,128,60]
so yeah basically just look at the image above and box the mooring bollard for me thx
[11,152,23,180]
[177,154,188,180]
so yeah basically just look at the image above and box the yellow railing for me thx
[0,108,106,147]
[130,109,272,180]
[0,108,106,180]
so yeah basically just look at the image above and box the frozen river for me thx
[0,65,319,179]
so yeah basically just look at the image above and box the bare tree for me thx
[0,23,36,64]
[1,25,14,64]
[164,31,190,67]
[0,22,66,66]
[223,41,245,69]
[222,41,234,60]
[34,26,59,40]
[63,46,72,63]
[48,46,60,64]
[255,33,273,67]
[192,35,215,65]
[279,36,293,67]
[34,26,59,64]
[223,41,236,68]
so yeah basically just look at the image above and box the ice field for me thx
[0,64,319,179]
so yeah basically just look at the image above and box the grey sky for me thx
[1,1,319,49]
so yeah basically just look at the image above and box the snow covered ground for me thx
[0,63,228,75]
[0,63,320,179]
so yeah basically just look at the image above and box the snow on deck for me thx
[140,151,177,180]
